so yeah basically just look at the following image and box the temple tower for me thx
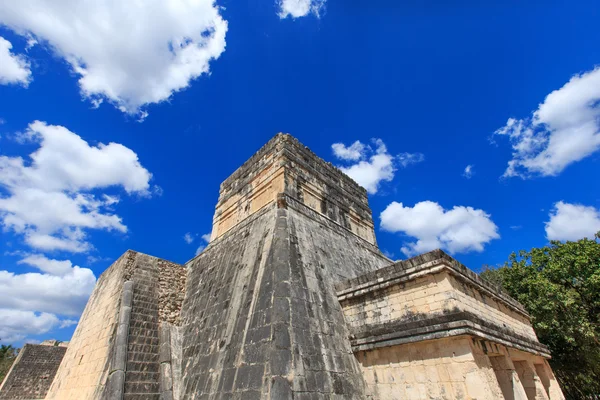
[37,133,564,400]
[178,133,391,398]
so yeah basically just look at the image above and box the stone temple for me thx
[2,134,565,399]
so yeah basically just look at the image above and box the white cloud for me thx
[0,265,96,317]
[278,0,325,19]
[0,309,59,343]
[545,201,600,242]
[331,141,366,161]
[380,201,500,256]
[463,164,474,179]
[0,121,153,252]
[0,255,95,344]
[332,139,424,194]
[195,232,212,255]
[0,37,31,87]
[494,67,600,178]
[183,232,195,244]
[398,152,425,168]
[59,319,77,329]
[333,139,395,194]
[0,0,227,116]
[18,254,73,276]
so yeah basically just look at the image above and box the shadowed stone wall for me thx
[0,344,67,400]
[178,196,389,399]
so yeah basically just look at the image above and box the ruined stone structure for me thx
[0,342,68,399]
[39,134,563,399]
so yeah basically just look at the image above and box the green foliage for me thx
[0,345,17,385]
[0,345,15,360]
[480,233,600,399]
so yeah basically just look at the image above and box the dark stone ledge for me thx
[349,310,550,358]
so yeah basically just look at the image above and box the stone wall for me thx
[340,269,537,345]
[179,205,280,399]
[336,249,565,399]
[47,251,185,400]
[0,344,67,399]
[179,196,390,399]
[356,336,505,400]
[211,133,377,245]
[46,252,128,400]
[356,335,564,400]
[282,136,376,245]
[447,272,536,341]
[336,250,548,357]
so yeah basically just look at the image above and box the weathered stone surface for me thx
[337,250,550,357]
[0,344,66,399]
[46,251,185,400]
[42,133,564,400]
[46,251,130,400]
[211,133,378,245]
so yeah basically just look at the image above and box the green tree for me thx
[0,345,17,385]
[0,345,15,360]
[480,233,600,399]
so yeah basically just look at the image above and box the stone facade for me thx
[0,343,67,399]
[34,133,563,399]
[336,250,561,399]
[45,251,186,400]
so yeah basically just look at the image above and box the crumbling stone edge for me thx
[104,280,134,400]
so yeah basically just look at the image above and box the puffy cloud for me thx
[398,152,425,168]
[336,139,394,194]
[0,309,59,343]
[0,37,31,86]
[380,201,500,256]
[332,139,424,194]
[463,164,474,179]
[331,141,366,161]
[0,256,95,343]
[278,0,325,19]
[0,0,227,115]
[494,67,600,178]
[545,201,600,241]
[2,122,151,193]
[0,250,95,344]
[0,265,96,317]
[0,121,153,252]
[18,254,73,276]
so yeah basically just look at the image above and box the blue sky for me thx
[0,0,599,345]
